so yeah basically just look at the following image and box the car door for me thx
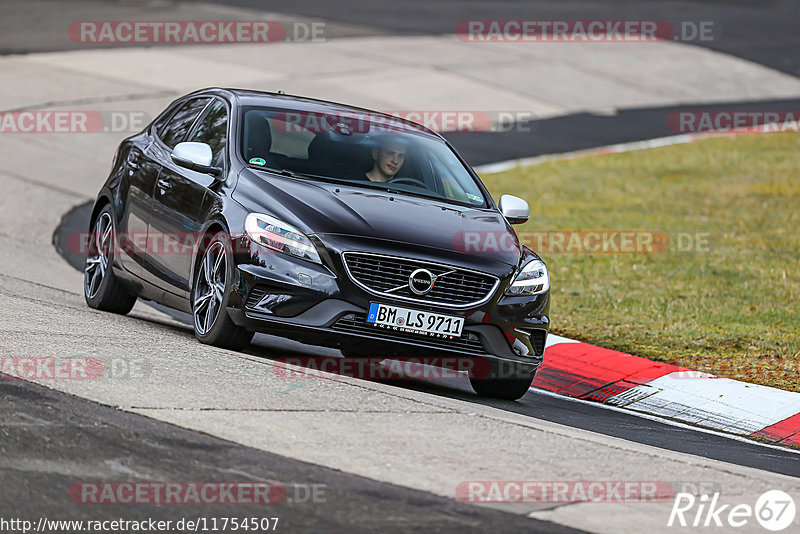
[115,101,186,277]
[139,96,211,294]
[116,141,160,277]
[146,97,227,297]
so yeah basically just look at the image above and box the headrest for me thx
[308,133,373,175]
[244,112,272,160]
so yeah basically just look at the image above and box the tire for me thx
[84,205,137,314]
[191,231,254,351]
[469,360,535,400]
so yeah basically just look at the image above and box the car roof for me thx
[187,87,442,139]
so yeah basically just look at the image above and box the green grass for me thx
[483,133,800,391]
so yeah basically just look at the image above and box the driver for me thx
[364,140,405,183]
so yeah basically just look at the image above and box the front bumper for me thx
[226,234,550,368]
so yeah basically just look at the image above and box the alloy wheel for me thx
[193,241,227,335]
[84,212,112,299]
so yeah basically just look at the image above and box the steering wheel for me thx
[386,176,430,189]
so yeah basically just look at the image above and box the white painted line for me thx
[531,387,800,455]
[475,134,699,174]
[606,372,800,435]
[544,333,581,348]
[474,121,800,175]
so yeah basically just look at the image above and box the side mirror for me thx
[499,194,529,225]
[172,142,223,178]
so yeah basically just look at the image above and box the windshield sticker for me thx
[467,193,482,202]
[249,157,267,166]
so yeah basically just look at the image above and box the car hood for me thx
[233,169,522,266]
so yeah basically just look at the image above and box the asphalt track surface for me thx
[5,0,800,531]
[53,202,800,480]
[3,1,800,166]
[212,0,800,76]
[446,97,800,166]
[0,377,587,533]
[5,0,800,79]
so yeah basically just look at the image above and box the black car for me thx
[84,88,550,400]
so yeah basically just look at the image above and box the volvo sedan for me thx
[84,88,550,400]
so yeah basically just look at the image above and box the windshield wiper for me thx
[263,167,297,177]
[259,166,317,180]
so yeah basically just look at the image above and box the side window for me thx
[151,101,183,137]
[189,100,228,165]
[159,97,211,149]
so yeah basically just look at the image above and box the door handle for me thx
[157,178,172,191]
[126,153,140,170]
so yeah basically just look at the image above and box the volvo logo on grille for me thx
[408,268,435,295]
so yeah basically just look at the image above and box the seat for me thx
[243,112,290,169]
[307,133,372,179]
[244,112,272,161]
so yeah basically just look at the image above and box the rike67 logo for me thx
[668,490,796,531]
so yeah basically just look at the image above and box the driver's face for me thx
[375,143,405,178]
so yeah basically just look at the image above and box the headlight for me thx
[245,213,321,264]
[505,259,549,296]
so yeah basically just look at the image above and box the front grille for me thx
[342,252,498,307]
[333,313,486,354]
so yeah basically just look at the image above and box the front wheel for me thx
[84,205,137,314]
[191,231,253,351]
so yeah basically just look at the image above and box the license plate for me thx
[366,302,464,338]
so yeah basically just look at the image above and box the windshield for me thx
[239,106,486,207]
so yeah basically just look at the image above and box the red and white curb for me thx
[535,335,800,448]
